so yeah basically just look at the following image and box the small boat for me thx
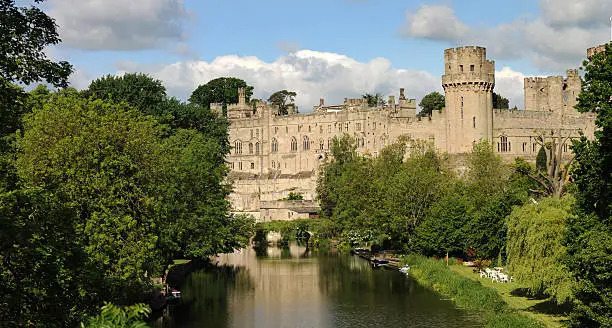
[399,265,410,274]
[166,289,181,304]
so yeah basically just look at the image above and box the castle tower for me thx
[442,46,495,154]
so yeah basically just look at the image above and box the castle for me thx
[218,46,599,222]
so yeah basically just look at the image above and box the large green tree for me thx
[84,73,167,116]
[362,93,386,107]
[268,89,296,115]
[189,77,254,111]
[418,91,445,117]
[566,42,612,328]
[493,92,510,109]
[506,196,576,303]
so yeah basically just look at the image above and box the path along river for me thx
[151,245,482,328]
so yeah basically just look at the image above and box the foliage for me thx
[189,77,254,113]
[493,92,510,109]
[566,42,612,327]
[0,0,72,87]
[506,196,576,303]
[80,303,150,328]
[83,73,167,116]
[418,91,445,117]
[268,89,296,115]
[285,192,304,200]
[402,255,542,327]
[0,188,90,326]
[362,93,386,107]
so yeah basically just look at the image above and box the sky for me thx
[41,0,612,110]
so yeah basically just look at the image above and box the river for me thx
[151,245,482,328]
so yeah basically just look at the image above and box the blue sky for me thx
[45,0,611,110]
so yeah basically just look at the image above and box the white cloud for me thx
[400,5,469,41]
[400,3,609,71]
[49,0,189,50]
[495,67,528,109]
[114,50,442,112]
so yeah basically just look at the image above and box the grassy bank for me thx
[402,255,544,328]
[451,265,569,328]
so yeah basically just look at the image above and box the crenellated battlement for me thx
[443,46,495,83]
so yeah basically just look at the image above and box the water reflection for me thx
[152,245,482,328]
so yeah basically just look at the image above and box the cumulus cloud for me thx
[114,50,442,112]
[399,3,609,71]
[48,0,189,50]
[495,67,529,109]
[400,5,469,41]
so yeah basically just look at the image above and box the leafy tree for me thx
[268,90,297,115]
[506,196,576,303]
[418,91,445,117]
[0,0,73,88]
[84,73,167,116]
[493,92,510,109]
[80,303,150,328]
[362,93,386,107]
[566,42,612,328]
[189,77,254,112]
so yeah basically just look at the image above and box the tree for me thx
[506,196,576,303]
[189,77,254,111]
[418,92,445,117]
[84,73,167,116]
[0,0,73,88]
[493,92,510,109]
[565,42,612,328]
[268,90,297,115]
[362,93,386,107]
[81,303,150,328]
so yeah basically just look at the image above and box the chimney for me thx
[399,88,405,100]
[320,98,325,106]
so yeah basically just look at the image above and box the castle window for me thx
[500,136,509,152]
[272,161,275,169]
[285,126,288,133]
[470,65,475,72]
[461,97,464,119]
[230,162,234,170]
[291,137,298,151]
[303,136,310,151]
[345,123,349,131]
[250,162,255,169]
[460,65,464,72]
[271,138,278,153]
[533,143,537,152]
[308,126,311,133]
[256,142,261,154]
[473,117,476,128]
[563,143,568,153]
[274,127,278,135]
[234,141,243,154]
[523,142,527,152]
[319,139,324,150]
[249,143,253,154]
[320,125,323,134]
[298,125,302,132]
[239,162,243,170]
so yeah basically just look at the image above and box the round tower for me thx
[442,46,495,154]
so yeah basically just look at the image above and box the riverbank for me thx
[450,265,570,328]
[402,254,544,328]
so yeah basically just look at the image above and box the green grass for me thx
[402,254,544,328]
[451,265,570,328]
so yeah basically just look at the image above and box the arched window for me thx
[563,143,568,153]
[303,136,310,151]
[319,139,324,150]
[291,137,297,151]
[271,138,278,153]
[522,142,527,152]
[500,136,509,152]
[234,140,242,154]
[308,125,311,133]
[249,143,253,154]
[256,142,261,154]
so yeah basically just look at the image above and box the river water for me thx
[151,245,482,328]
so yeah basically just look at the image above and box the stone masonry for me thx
[220,46,597,221]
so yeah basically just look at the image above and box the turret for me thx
[442,46,495,154]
